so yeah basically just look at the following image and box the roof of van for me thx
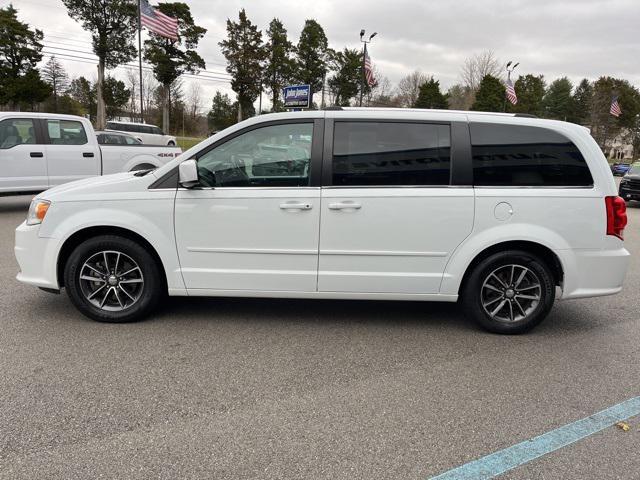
[334,107,536,118]
[106,120,160,128]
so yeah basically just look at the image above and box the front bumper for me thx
[619,184,640,201]
[15,221,60,290]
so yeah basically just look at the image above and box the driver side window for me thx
[195,123,313,188]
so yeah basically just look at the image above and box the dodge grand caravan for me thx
[15,108,630,334]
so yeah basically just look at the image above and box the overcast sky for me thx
[11,0,640,111]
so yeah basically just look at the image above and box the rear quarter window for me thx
[470,123,593,187]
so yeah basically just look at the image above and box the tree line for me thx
[2,3,638,153]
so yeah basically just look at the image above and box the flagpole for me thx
[359,42,366,107]
[138,0,144,123]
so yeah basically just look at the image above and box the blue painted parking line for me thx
[429,396,640,480]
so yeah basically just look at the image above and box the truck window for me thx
[46,119,88,145]
[0,118,37,149]
[332,122,451,186]
[470,123,594,187]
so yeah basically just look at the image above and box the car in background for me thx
[0,112,182,194]
[96,131,142,145]
[619,163,640,202]
[611,162,632,176]
[105,120,177,146]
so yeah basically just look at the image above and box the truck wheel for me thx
[63,235,164,323]
[461,250,555,334]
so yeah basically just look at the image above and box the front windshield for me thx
[628,164,640,175]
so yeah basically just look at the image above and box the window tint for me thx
[46,119,88,145]
[0,118,37,149]
[140,125,153,135]
[471,123,593,187]
[332,122,451,186]
[196,123,313,187]
[152,127,163,135]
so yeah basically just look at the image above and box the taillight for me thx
[605,196,627,240]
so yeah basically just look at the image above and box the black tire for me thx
[167,141,176,146]
[461,250,555,334]
[63,235,164,323]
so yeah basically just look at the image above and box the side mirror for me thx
[179,159,199,188]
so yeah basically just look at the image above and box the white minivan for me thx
[15,108,630,333]
[105,121,177,146]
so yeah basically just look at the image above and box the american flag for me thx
[610,96,622,117]
[140,0,179,41]
[364,49,375,88]
[506,76,518,105]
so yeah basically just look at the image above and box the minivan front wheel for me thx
[462,250,555,334]
[64,235,163,323]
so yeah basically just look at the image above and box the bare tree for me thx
[124,69,138,121]
[187,82,203,120]
[142,69,158,120]
[447,83,475,110]
[41,56,70,112]
[396,70,430,107]
[460,50,502,92]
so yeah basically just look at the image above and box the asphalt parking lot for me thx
[0,192,638,480]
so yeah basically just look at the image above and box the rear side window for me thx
[332,122,451,186]
[471,123,593,187]
[46,119,88,145]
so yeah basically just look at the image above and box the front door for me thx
[0,117,48,193]
[318,120,474,294]
[175,120,323,292]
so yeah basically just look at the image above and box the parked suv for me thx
[15,109,629,333]
[105,121,177,146]
[619,163,640,202]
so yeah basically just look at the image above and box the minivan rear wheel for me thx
[63,235,163,323]
[461,250,555,334]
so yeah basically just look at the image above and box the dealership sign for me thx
[283,84,311,109]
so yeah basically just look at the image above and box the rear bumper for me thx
[15,222,60,290]
[559,247,630,299]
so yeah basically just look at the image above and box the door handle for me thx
[30,152,44,158]
[279,202,313,210]
[328,202,362,210]
[83,152,95,158]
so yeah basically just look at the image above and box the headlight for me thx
[26,199,51,226]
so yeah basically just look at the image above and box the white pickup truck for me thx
[0,112,182,194]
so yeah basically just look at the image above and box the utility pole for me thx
[137,0,144,123]
[359,29,377,107]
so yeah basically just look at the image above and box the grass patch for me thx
[177,136,205,150]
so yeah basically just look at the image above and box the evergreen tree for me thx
[572,78,593,125]
[511,74,546,116]
[471,75,505,112]
[207,91,237,131]
[0,5,50,109]
[68,76,94,116]
[42,56,70,112]
[102,76,130,120]
[62,0,137,129]
[294,19,330,98]
[542,77,574,121]
[264,18,294,112]
[414,77,448,109]
[219,9,266,121]
[328,48,362,106]
[590,77,640,149]
[144,2,206,132]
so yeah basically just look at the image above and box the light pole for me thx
[504,60,519,112]
[359,29,377,107]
